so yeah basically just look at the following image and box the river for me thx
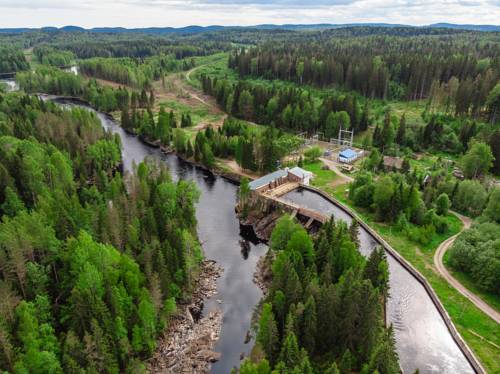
[93,110,267,373]
[50,100,475,373]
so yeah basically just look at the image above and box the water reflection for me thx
[96,106,267,373]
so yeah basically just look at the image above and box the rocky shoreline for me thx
[148,260,223,373]
[238,201,283,242]
[252,251,274,296]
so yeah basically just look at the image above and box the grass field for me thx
[157,98,223,127]
[302,160,339,187]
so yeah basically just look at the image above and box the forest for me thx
[78,55,194,88]
[0,92,201,372]
[0,46,29,74]
[33,45,75,67]
[237,214,398,373]
[229,30,499,118]
[0,24,499,373]
[447,188,500,295]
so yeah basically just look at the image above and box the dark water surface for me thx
[283,189,474,374]
[57,101,473,374]
[96,111,267,373]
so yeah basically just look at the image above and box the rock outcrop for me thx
[148,260,223,373]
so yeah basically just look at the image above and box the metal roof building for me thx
[338,148,358,164]
[249,169,288,190]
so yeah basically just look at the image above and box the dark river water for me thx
[50,100,475,374]
[94,111,267,373]
[283,189,474,374]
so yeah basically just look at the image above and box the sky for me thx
[0,0,499,28]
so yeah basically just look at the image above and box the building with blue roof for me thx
[338,148,358,164]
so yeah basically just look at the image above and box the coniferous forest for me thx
[0,23,499,374]
[0,94,201,372]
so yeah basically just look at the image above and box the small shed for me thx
[288,167,313,185]
[341,164,354,173]
[338,148,358,164]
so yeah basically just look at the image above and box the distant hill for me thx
[428,23,500,32]
[0,23,498,34]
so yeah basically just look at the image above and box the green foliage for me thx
[448,222,500,295]
[78,54,196,88]
[34,45,74,67]
[453,180,488,217]
[304,146,322,162]
[482,188,500,223]
[256,214,396,372]
[257,303,279,364]
[0,46,29,74]
[17,67,132,112]
[201,75,364,134]
[460,142,494,179]
[230,30,498,115]
[435,193,450,216]
[0,93,201,372]
[349,170,458,246]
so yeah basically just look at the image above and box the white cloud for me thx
[0,0,498,28]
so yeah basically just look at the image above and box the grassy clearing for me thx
[378,100,427,126]
[302,160,338,188]
[156,98,223,127]
[187,53,235,88]
[330,184,500,373]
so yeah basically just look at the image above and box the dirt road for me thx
[433,212,500,324]
[319,157,354,186]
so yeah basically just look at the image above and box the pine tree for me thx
[325,362,340,374]
[257,303,279,364]
[302,296,317,355]
[360,102,370,131]
[339,349,354,373]
[279,332,301,369]
[363,247,389,295]
[368,326,400,374]
[395,114,406,146]
[185,140,194,159]
[348,220,360,248]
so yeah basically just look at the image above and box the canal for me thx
[282,188,474,374]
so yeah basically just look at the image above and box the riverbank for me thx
[148,260,223,373]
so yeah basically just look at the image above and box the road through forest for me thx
[433,212,500,324]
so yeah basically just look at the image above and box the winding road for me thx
[434,212,500,324]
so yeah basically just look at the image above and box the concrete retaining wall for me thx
[300,184,485,374]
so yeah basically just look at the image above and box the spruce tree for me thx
[257,303,279,364]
